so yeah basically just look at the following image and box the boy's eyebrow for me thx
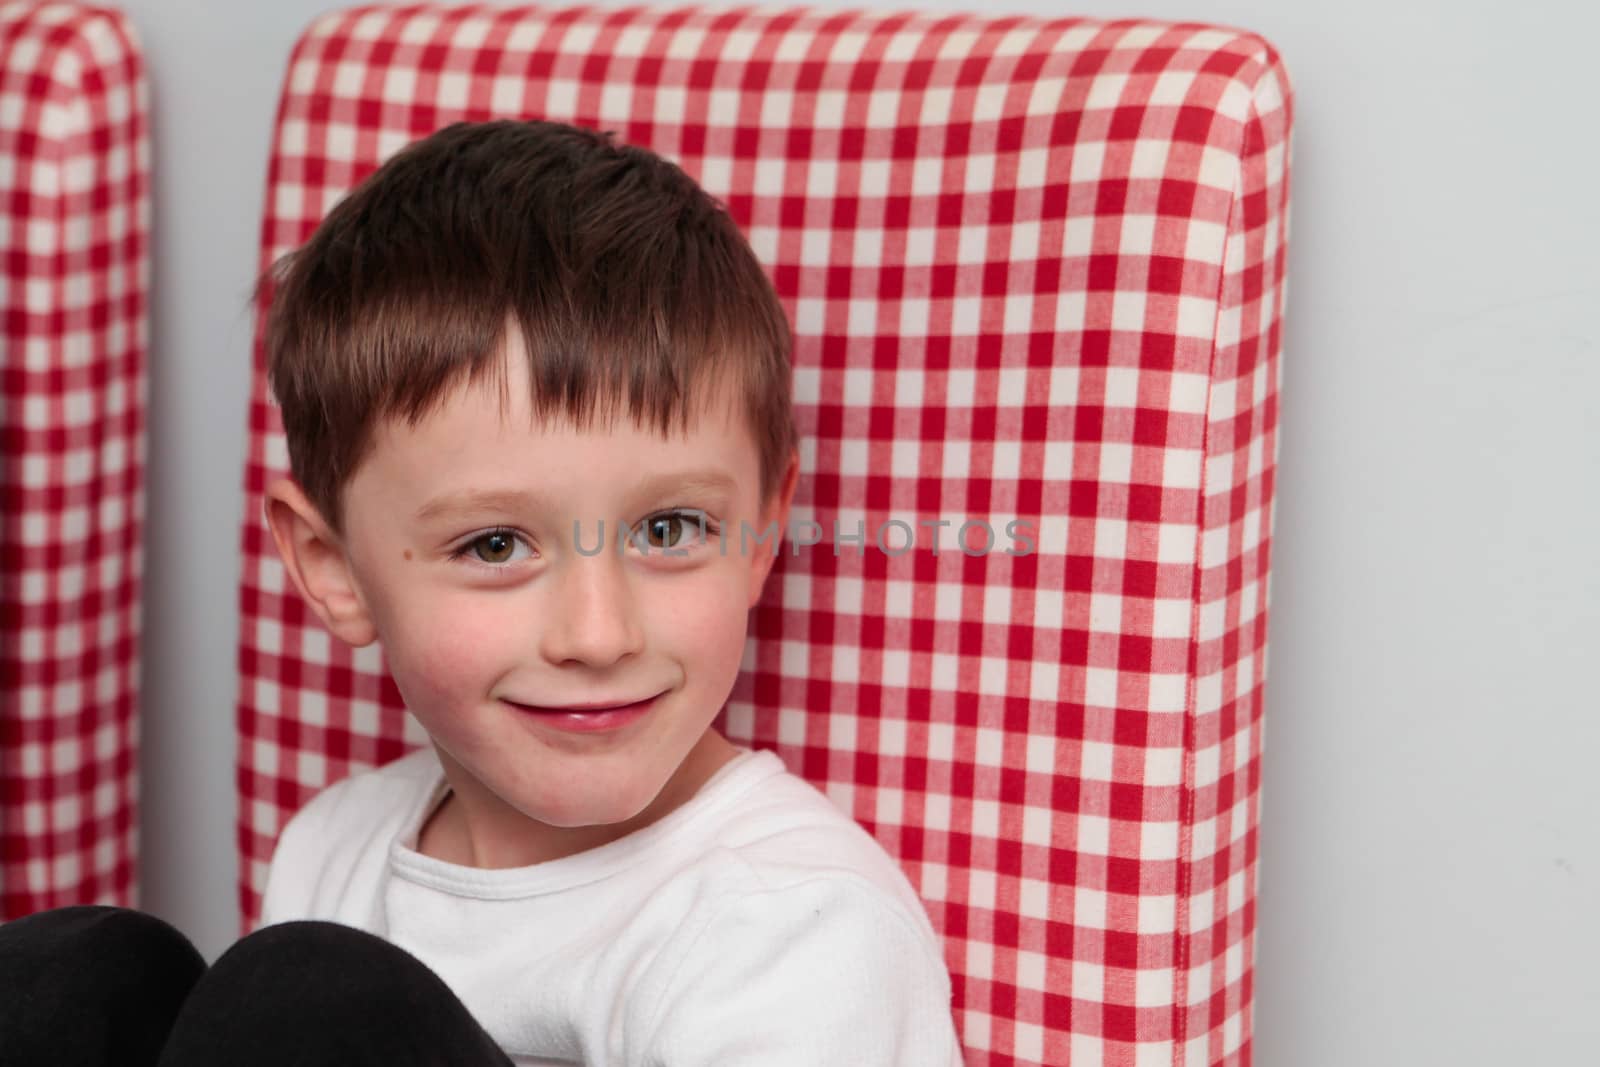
[414,488,550,523]
[626,469,740,505]
[414,471,740,522]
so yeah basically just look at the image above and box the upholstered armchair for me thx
[235,7,1291,1063]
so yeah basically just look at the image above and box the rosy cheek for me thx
[383,597,504,711]
[667,573,752,677]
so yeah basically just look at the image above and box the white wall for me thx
[126,0,1599,1063]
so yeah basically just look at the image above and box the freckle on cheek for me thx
[403,550,413,561]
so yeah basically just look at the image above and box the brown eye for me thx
[472,531,517,563]
[644,514,685,548]
[636,511,714,551]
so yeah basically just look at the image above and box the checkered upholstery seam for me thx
[233,7,1292,1064]
[0,0,149,918]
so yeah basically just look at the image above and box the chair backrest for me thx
[235,6,1292,1064]
[0,0,149,918]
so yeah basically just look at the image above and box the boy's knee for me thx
[205,920,446,1009]
[163,921,505,1066]
[0,906,205,1067]
[223,920,412,976]
[0,905,205,990]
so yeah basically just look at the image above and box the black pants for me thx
[0,906,515,1066]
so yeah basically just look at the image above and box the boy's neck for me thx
[417,730,741,868]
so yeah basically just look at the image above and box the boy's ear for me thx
[263,477,378,647]
[747,449,801,609]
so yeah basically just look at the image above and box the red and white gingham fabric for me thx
[235,6,1291,1064]
[0,1,149,918]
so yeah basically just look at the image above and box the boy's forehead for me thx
[410,465,743,522]
[389,378,754,449]
[344,332,771,518]
[359,371,760,495]
[408,347,753,443]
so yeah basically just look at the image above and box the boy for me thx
[257,120,964,1065]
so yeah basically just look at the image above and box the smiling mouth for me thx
[505,693,662,733]
[511,695,660,714]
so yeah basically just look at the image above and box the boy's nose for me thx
[539,553,644,668]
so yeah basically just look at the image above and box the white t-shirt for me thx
[261,746,965,1066]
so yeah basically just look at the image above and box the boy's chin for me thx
[515,778,671,834]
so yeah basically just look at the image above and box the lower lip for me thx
[507,695,658,734]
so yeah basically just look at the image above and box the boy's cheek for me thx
[372,571,748,694]
[379,602,509,700]
[661,577,754,677]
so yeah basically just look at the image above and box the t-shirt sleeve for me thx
[635,876,965,1066]
[258,795,324,929]
[256,751,434,931]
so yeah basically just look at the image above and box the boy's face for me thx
[268,338,795,863]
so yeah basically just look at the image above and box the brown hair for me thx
[263,119,794,534]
